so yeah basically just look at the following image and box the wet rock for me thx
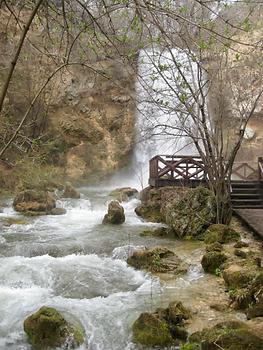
[23,306,85,349]
[205,242,223,252]
[102,201,125,224]
[246,301,263,319]
[135,186,188,223]
[109,187,138,202]
[135,203,163,222]
[189,321,263,350]
[223,264,254,288]
[13,190,56,215]
[139,227,168,237]
[132,312,174,346]
[167,301,191,324]
[127,246,188,274]
[234,248,248,259]
[51,207,67,215]
[3,217,29,226]
[132,301,191,347]
[234,241,249,248]
[0,207,3,213]
[62,182,80,199]
[204,224,240,244]
[165,187,217,239]
[201,251,227,274]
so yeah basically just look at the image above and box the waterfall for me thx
[131,47,198,187]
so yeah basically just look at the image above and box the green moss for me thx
[23,306,84,349]
[204,224,240,244]
[179,343,201,350]
[189,321,263,350]
[201,251,227,274]
[132,313,174,346]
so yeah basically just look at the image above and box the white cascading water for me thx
[131,48,198,187]
[0,48,204,350]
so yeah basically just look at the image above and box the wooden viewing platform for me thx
[149,155,263,238]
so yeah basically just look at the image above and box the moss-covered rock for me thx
[135,204,163,222]
[132,301,191,346]
[189,321,263,350]
[165,187,217,239]
[167,301,191,324]
[127,246,188,274]
[135,186,188,223]
[62,182,80,199]
[223,264,254,289]
[23,306,85,349]
[234,241,249,248]
[204,224,240,244]
[13,190,56,215]
[234,248,248,259]
[109,187,138,202]
[102,200,125,224]
[132,312,174,346]
[139,227,168,237]
[201,251,227,274]
[229,272,263,310]
[205,242,223,252]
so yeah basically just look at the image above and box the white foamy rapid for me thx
[0,187,173,350]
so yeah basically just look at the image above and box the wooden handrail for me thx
[149,155,263,183]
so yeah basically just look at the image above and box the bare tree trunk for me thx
[0,0,44,114]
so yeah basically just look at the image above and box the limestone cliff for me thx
[0,6,136,189]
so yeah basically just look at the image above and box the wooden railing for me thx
[149,155,263,186]
[231,161,259,180]
[149,155,207,186]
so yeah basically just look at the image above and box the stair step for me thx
[231,193,261,199]
[231,182,261,189]
[231,188,260,194]
[233,205,263,209]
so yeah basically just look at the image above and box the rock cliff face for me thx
[0,7,136,186]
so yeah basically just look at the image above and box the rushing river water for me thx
[0,184,246,350]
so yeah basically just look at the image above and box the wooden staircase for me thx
[231,181,263,209]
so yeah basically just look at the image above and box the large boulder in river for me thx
[102,200,125,224]
[165,187,216,239]
[109,187,138,202]
[135,186,188,223]
[127,246,188,274]
[132,312,174,347]
[13,190,56,215]
[62,182,80,199]
[23,306,85,349]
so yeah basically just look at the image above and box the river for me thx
[0,183,246,350]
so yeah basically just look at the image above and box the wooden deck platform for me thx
[234,209,263,239]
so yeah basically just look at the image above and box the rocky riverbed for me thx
[0,184,262,349]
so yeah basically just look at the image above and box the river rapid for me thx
[0,183,247,350]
